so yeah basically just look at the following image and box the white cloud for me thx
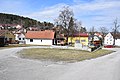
[71,0,120,29]
[24,3,68,22]
[72,0,120,13]
[25,0,120,20]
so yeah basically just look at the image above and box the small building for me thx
[89,35,102,47]
[104,32,120,47]
[115,33,120,46]
[94,32,103,38]
[68,33,89,46]
[29,27,39,31]
[54,34,65,45]
[25,30,55,45]
[0,25,4,30]
[15,25,22,29]
[14,32,25,44]
[0,30,15,46]
[0,32,6,46]
[104,33,114,48]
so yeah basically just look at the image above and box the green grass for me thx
[18,48,113,62]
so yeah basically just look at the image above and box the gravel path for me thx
[0,47,120,80]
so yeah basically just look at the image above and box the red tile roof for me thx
[25,30,55,39]
[73,33,89,37]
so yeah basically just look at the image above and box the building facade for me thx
[25,30,55,45]
[104,33,114,46]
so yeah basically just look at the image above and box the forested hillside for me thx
[0,13,54,29]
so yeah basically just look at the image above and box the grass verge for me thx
[18,48,113,62]
[0,44,29,50]
[0,44,50,50]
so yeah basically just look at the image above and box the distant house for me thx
[94,32,103,38]
[0,24,22,30]
[55,34,65,45]
[29,27,39,31]
[14,32,25,44]
[0,30,6,46]
[0,30,15,46]
[104,33,114,48]
[0,25,4,30]
[15,25,22,29]
[25,30,55,45]
[89,35,102,47]
[104,32,120,47]
[115,33,120,46]
[68,33,89,46]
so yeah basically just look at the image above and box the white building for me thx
[14,33,25,44]
[115,33,120,46]
[25,30,55,45]
[104,33,114,46]
[104,32,120,46]
[15,25,22,29]
[115,39,120,46]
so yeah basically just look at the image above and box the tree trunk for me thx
[113,38,115,46]
[66,36,68,45]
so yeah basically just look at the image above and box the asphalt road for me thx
[0,47,120,80]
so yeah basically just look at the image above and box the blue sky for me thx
[0,0,120,31]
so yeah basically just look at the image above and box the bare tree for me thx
[100,27,108,36]
[89,26,95,36]
[89,26,96,45]
[113,18,120,45]
[76,21,82,31]
[69,17,74,34]
[99,27,108,40]
[55,6,75,43]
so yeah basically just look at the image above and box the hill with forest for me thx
[0,13,54,30]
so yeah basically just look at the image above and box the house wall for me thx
[5,32,15,43]
[0,37,6,46]
[15,33,25,44]
[68,37,88,46]
[93,36,100,41]
[15,34,19,41]
[104,33,114,45]
[115,39,120,46]
[25,39,53,45]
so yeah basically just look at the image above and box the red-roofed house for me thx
[25,30,55,45]
[68,33,89,46]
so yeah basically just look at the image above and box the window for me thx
[5,38,7,41]
[23,38,25,40]
[41,40,42,42]
[75,40,80,43]
[30,39,33,42]
[19,38,21,40]
[81,40,86,42]
[9,38,12,40]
